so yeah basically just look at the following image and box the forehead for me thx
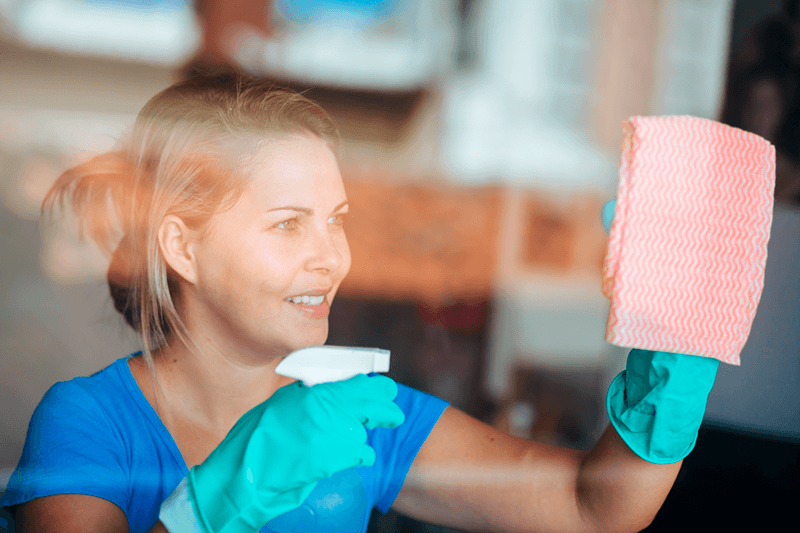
[246,134,345,202]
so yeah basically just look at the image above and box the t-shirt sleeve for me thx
[369,383,449,513]
[1,380,129,513]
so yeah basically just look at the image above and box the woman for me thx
[3,74,719,533]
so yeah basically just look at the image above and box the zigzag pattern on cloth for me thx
[603,116,775,365]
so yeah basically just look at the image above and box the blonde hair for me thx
[43,73,340,374]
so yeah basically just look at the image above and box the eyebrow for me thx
[268,200,349,215]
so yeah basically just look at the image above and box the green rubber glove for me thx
[188,374,405,532]
[607,349,718,464]
[602,199,719,464]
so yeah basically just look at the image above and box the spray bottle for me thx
[275,345,391,386]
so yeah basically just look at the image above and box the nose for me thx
[305,223,348,274]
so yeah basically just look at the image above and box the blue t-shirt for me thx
[1,355,448,532]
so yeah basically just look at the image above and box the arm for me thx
[394,199,721,532]
[14,495,132,533]
[16,495,172,533]
[394,406,678,533]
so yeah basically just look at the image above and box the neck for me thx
[148,337,295,436]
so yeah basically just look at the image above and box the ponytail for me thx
[42,151,133,255]
[42,151,171,347]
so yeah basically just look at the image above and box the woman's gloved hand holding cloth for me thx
[159,374,405,532]
[603,198,719,464]
[601,116,775,465]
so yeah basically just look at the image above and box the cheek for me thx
[335,231,351,274]
[241,245,299,296]
[340,238,352,278]
[200,235,288,304]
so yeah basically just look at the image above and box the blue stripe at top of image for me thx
[277,0,398,26]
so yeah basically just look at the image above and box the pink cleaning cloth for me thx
[602,116,775,365]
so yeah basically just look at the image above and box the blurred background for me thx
[0,1,798,531]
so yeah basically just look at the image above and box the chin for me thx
[312,320,330,343]
[287,328,329,353]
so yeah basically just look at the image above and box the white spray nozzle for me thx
[275,345,391,386]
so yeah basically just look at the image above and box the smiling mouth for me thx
[285,295,330,319]
[285,295,326,306]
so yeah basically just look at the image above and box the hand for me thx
[188,374,405,533]
[601,199,719,464]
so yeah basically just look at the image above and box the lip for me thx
[288,300,330,319]
[285,288,332,299]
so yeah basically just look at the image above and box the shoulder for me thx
[393,382,449,423]
[32,357,133,429]
[17,357,143,464]
[370,382,449,457]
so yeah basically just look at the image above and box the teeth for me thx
[286,295,325,306]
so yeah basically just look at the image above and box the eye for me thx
[275,218,298,230]
[329,213,348,226]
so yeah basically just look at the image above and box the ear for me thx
[158,214,198,285]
